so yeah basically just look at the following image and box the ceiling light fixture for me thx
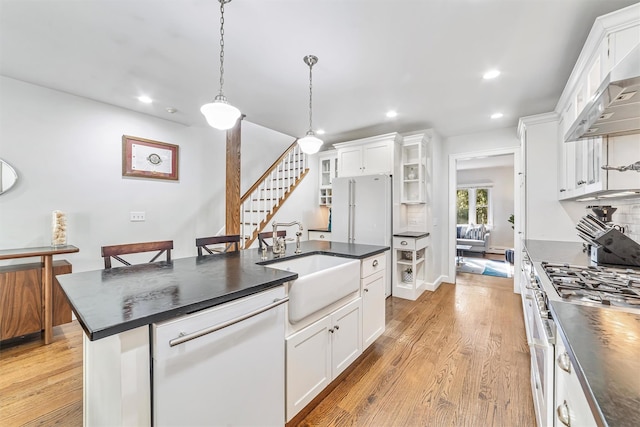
[200,0,241,130]
[491,112,504,119]
[386,110,398,118]
[138,95,153,104]
[483,69,501,80]
[297,55,323,155]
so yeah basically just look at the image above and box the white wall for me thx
[457,165,514,250]
[0,76,310,271]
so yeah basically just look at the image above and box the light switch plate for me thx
[130,211,145,222]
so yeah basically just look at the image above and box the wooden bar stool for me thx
[195,235,241,256]
[101,240,173,269]
[257,231,286,250]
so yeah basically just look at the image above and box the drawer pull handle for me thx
[400,241,408,246]
[557,352,571,373]
[557,401,571,426]
[372,260,379,267]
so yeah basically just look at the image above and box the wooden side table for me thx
[0,245,79,344]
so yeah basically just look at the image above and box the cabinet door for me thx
[0,268,42,339]
[330,298,362,378]
[555,339,597,427]
[286,316,331,421]
[362,270,385,349]
[362,141,392,175]
[337,147,363,177]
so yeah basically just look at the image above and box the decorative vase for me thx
[407,167,416,180]
[402,270,413,283]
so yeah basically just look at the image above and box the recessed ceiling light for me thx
[386,110,398,118]
[491,112,504,119]
[138,95,153,104]
[316,129,326,135]
[483,70,501,80]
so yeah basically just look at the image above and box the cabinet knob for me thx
[400,241,408,246]
[556,401,571,426]
[364,288,369,293]
[319,234,325,239]
[559,188,566,192]
[328,328,334,333]
[577,180,586,185]
[334,325,339,330]
[372,260,379,267]
[557,352,571,373]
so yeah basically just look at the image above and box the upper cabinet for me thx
[400,134,429,204]
[555,4,640,201]
[318,150,338,206]
[334,133,401,177]
[558,4,640,143]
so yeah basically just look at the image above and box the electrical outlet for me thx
[130,211,145,222]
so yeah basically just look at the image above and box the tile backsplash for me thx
[608,197,640,243]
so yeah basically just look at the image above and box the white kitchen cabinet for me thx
[400,134,426,204]
[392,235,428,301]
[318,150,337,206]
[286,298,362,421]
[554,335,598,427]
[362,269,385,348]
[334,133,401,177]
[308,230,331,241]
[559,134,640,201]
[557,4,639,144]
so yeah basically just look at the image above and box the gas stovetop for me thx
[542,262,640,310]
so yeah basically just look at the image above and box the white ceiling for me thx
[457,153,514,170]
[1,0,637,144]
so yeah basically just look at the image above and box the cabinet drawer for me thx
[393,236,428,250]
[361,253,385,278]
[308,231,331,241]
[555,339,597,427]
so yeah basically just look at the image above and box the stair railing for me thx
[240,141,308,248]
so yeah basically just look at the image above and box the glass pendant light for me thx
[297,55,324,154]
[201,0,241,130]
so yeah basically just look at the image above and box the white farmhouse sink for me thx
[266,255,360,324]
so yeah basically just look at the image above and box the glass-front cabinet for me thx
[318,150,338,206]
[400,135,427,204]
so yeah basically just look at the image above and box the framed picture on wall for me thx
[122,135,179,180]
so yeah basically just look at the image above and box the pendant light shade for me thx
[201,0,241,130]
[297,131,323,155]
[298,55,323,154]
[201,95,241,130]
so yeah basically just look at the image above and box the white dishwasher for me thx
[152,286,287,426]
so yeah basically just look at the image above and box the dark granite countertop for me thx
[58,240,389,341]
[393,231,430,239]
[549,301,640,427]
[524,239,589,265]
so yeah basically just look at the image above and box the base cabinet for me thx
[554,335,597,427]
[0,260,73,341]
[362,270,385,348]
[286,298,362,421]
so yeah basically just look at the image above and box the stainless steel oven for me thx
[520,251,555,427]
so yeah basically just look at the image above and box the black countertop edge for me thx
[549,302,607,427]
[84,280,288,341]
[393,231,430,238]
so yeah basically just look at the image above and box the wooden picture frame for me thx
[122,135,179,181]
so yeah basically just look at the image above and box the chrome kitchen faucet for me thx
[272,221,303,257]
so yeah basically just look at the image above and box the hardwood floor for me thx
[0,274,534,426]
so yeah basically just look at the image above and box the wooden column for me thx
[225,116,243,235]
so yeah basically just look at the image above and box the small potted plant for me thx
[402,267,413,283]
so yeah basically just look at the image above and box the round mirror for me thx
[0,159,18,195]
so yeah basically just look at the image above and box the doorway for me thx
[448,147,522,293]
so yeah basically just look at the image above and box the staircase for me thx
[241,142,309,248]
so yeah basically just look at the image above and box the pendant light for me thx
[297,55,323,154]
[200,0,241,130]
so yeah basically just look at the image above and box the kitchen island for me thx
[523,239,640,426]
[58,240,389,426]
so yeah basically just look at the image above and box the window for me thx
[457,187,491,225]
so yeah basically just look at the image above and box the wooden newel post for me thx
[225,116,244,235]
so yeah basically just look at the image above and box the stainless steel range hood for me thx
[564,44,640,142]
